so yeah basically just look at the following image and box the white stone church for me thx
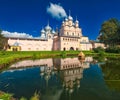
[6,14,93,51]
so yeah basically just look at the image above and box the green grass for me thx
[0,50,120,69]
[0,91,40,100]
[0,92,13,100]
[0,51,83,64]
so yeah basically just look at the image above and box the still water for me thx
[0,57,120,100]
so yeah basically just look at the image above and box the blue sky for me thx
[0,0,120,40]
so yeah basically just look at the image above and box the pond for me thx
[0,57,120,100]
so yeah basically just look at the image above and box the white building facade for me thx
[53,14,92,51]
[7,23,55,51]
[6,15,93,51]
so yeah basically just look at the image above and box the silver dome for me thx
[68,15,73,20]
[41,29,45,33]
[45,24,52,31]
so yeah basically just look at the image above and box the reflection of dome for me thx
[69,88,73,94]
[68,15,73,20]
[45,24,52,31]
[40,66,45,72]
[52,71,55,75]
[45,74,50,81]
[65,87,68,91]
[77,84,80,88]
[40,72,44,76]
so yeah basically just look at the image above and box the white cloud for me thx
[47,3,67,20]
[1,31,34,38]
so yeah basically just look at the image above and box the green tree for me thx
[115,26,120,45]
[99,18,120,46]
[0,30,7,50]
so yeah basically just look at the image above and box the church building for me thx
[6,14,92,51]
[53,14,92,51]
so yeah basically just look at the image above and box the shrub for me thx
[93,46,105,53]
[30,92,40,100]
[0,92,13,100]
[20,97,27,100]
[106,46,120,53]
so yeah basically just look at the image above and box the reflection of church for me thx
[39,57,93,94]
[8,57,93,94]
[53,57,91,93]
[7,57,93,99]
[6,13,92,51]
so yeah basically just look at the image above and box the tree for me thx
[0,30,7,50]
[98,18,120,46]
[115,26,120,45]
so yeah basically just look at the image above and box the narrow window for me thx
[72,33,74,36]
[67,32,69,35]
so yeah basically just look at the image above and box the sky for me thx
[0,0,120,40]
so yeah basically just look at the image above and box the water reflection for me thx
[0,57,120,100]
[9,57,92,69]
[100,58,120,92]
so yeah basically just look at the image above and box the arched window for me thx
[63,47,66,51]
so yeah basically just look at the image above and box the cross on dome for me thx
[45,20,52,31]
[75,16,79,23]
[68,10,73,20]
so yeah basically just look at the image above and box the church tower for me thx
[58,12,83,51]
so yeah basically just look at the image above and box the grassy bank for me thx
[0,50,120,69]
[0,91,40,100]
[0,51,93,68]
[0,91,14,100]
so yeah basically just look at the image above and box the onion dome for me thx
[68,15,73,20]
[41,33,45,39]
[41,28,45,33]
[45,24,52,31]
[75,19,79,23]
[52,30,56,34]
[65,18,68,21]
[62,21,65,24]
[75,16,79,23]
